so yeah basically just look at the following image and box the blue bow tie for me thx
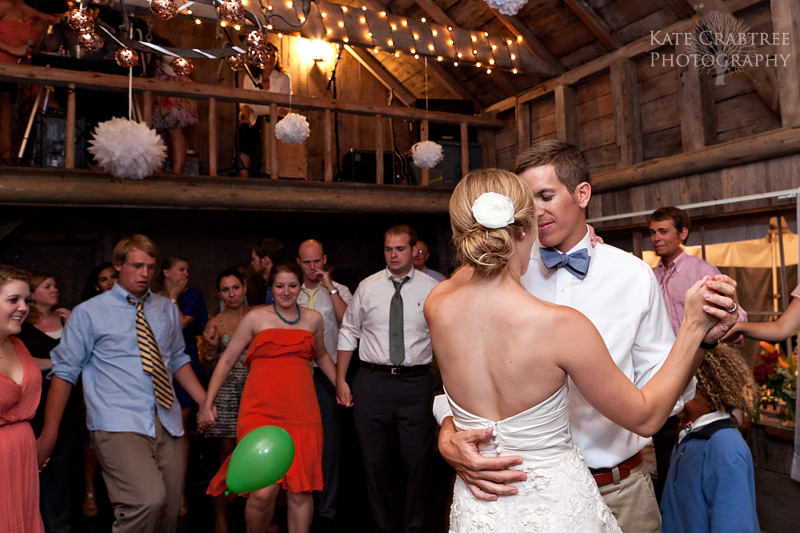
[539,248,591,280]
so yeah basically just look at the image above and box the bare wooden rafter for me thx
[343,45,416,106]
[488,9,565,76]
[662,0,696,19]
[563,0,622,50]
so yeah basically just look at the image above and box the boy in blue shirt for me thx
[660,344,760,532]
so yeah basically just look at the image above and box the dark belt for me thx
[360,361,429,376]
[589,451,644,486]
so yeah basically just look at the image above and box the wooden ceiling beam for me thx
[343,45,416,106]
[662,0,696,19]
[687,0,779,115]
[563,0,622,50]
[489,10,565,76]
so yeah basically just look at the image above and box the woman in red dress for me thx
[0,265,44,533]
[199,261,337,533]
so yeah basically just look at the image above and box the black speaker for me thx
[413,99,476,143]
[34,113,86,169]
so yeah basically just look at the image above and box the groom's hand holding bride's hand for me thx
[438,417,526,501]
[694,274,740,344]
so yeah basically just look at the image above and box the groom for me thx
[435,140,740,532]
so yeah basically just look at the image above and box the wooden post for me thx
[421,119,429,186]
[772,0,800,127]
[610,60,643,167]
[269,103,278,179]
[554,84,577,144]
[515,97,528,153]
[375,113,384,185]
[460,122,469,178]
[142,91,152,128]
[324,109,333,182]
[677,42,716,151]
[65,84,76,170]
[208,97,217,177]
[479,129,497,168]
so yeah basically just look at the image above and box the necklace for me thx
[273,302,301,325]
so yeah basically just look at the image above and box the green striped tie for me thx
[389,277,409,366]
[128,295,174,409]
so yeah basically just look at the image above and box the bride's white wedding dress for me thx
[446,385,621,533]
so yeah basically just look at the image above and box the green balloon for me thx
[226,426,295,494]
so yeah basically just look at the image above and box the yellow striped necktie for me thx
[301,285,322,310]
[128,295,174,409]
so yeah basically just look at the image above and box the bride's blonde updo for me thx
[450,168,537,278]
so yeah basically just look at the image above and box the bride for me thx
[424,169,735,532]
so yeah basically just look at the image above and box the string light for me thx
[341,6,347,12]
[380,11,386,17]
[401,20,407,26]
[394,51,400,57]
[421,17,426,22]
[391,23,397,30]
[388,39,393,46]
[410,48,416,54]
[510,53,516,60]
[234,24,241,30]
[489,59,494,65]
[432,29,437,37]
[220,20,227,27]
[437,56,443,61]
[360,16,366,23]
[428,44,434,51]
[361,5,366,10]
[487,68,491,74]
[512,68,518,74]
[194,18,201,24]
[453,61,458,66]
[343,37,349,42]
[338,21,344,28]
[476,62,482,67]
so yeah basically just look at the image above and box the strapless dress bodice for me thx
[447,384,572,462]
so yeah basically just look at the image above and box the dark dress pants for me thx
[313,370,341,519]
[353,368,436,533]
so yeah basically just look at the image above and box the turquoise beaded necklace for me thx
[273,302,301,325]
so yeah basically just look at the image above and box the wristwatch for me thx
[329,289,339,296]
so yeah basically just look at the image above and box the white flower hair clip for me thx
[471,192,516,229]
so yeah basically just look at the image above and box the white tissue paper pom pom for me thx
[275,113,310,144]
[483,0,528,16]
[88,117,166,179]
[411,140,444,170]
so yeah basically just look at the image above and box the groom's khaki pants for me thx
[598,461,661,533]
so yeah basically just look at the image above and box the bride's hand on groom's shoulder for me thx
[438,418,526,502]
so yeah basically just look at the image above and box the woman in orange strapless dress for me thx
[199,262,337,533]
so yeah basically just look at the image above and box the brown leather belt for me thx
[360,362,429,376]
[589,451,644,486]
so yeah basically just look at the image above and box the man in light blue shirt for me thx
[37,235,206,533]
